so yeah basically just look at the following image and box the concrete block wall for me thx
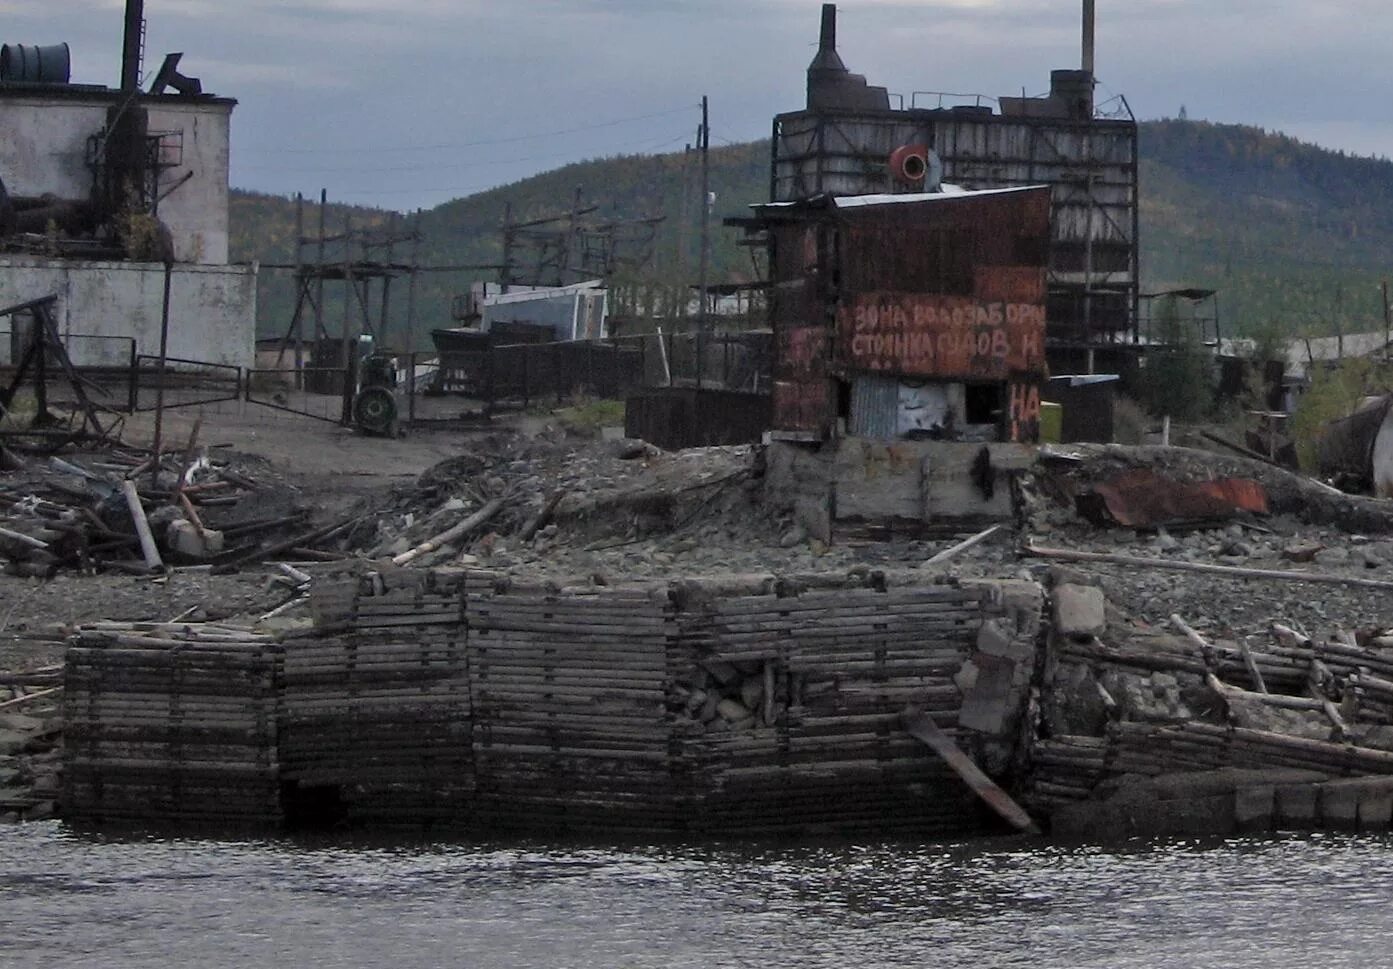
[0,257,255,370]
[765,437,1037,542]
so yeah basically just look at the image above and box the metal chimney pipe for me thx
[121,0,144,91]
[820,3,836,53]
[1082,0,1096,75]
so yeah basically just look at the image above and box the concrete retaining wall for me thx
[0,258,255,370]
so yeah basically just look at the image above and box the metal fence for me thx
[429,331,773,414]
[0,328,138,418]
[131,355,242,413]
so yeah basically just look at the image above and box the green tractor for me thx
[351,340,400,437]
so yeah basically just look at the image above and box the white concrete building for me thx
[0,78,254,370]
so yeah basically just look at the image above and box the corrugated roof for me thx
[832,185,1048,209]
[750,184,1048,212]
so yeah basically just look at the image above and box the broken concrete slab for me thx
[1054,583,1106,638]
[167,519,225,560]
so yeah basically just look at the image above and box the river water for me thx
[3,823,1392,969]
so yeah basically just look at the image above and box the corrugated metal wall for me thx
[848,374,899,438]
[772,109,1137,342]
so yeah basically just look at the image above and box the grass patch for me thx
[548,397,626,435]
[0,390,36,429]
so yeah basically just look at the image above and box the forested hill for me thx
[232,120,1393,344]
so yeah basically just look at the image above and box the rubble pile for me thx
[345,432,779,576]
[1026,564,1393,828]
[0,665,63,822]
[0,445,313,578]
[1019,445,1393,633]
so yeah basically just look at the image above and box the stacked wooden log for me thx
[1110,721,1393,777]
[1032,614,1393,814]
[62,622,281,825]
[1025,735,1110,811]
[285,570,471,825]
[674,586,988,835]
[466,578,679,833]
[52,567,1019,835]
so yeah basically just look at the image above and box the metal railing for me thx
[132,355,242,413]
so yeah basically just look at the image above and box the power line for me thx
[244,104,698,156]
[239,129,693,174]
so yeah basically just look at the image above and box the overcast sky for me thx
[9,1,1393,211]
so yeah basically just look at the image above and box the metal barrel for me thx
[0,43,71,84]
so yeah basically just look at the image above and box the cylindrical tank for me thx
[0,43,71,84]
[1317,395,1393,493]
[1050,68,1094,120]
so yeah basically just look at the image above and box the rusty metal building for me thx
[742,185,1051,444]
[771,4,1137,355]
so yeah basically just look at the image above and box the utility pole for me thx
[677,143,692,320]
[1383,279,1390,359]
[501,202,514,294]
[697,95,710,334]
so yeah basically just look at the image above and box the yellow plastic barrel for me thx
[1039,401,1063,444]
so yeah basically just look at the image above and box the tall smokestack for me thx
[1081,0,1095,76]
[810,4,847,74]
[121,0,144,91]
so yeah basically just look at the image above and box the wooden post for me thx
[150,260,173,486]
[902,708,1040,835]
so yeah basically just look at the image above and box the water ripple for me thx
[4,824,1393,969]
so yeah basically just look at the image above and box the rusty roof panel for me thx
[837,292,1046,380]
[1078,469,1269,529]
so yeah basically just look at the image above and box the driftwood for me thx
[392,497,507,567]
[923,524,1004,568]
[119,479,162,571]
[1170,614,1217,668]
[211,515,360,575]
[902,708,1040,834]
[0,526,48,551]
[519,488,567,544]
[0,686,61,710]
[1026,543,1393,591]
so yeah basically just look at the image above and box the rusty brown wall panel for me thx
[974,265,1046,305]
[773,379,833,433]
[837,189,1051,298]
[776,325,828,379]
[837,292,1046,380]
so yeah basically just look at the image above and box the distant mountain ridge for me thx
[232,120,1393,345]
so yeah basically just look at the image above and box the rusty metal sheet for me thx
[837,292,1046,380]
[974,265,1046,305]
[775,324,827,379]
[837,188,1051,297]
[772,379,832,433]
[1078,468,1269,528]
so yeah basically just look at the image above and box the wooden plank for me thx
[901,708,1039,834]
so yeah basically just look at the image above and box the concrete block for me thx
[1319,782,1361,831]
[1054,584,1106,638]
[976,618,1033,662]
[1315,777,1393,832]
[167,519,225,560]
[1052,789,1235,841]
[1275,783,1319,829]
[1233,784,1275,834]
[1361,787,1393,832]
[958,653,1017,736]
